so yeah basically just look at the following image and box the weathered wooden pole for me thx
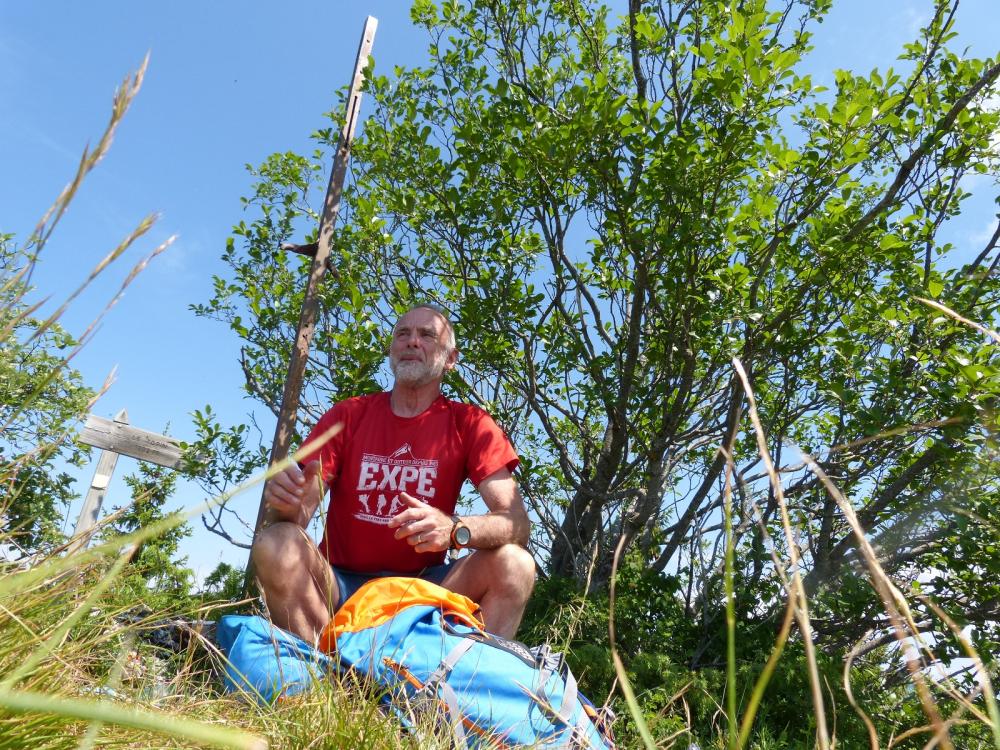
[68,409,128,554]
[244,17,378,584]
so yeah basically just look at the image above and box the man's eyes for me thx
[394,329,438,340]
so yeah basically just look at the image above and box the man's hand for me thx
[387,492,451,553]
[264,460,324,528]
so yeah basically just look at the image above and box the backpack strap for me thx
[423,637,476,690]
[435,681,470,750]
[558,663,579,723]
[532,645,579,726]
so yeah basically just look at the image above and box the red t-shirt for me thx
[298,392,519,574]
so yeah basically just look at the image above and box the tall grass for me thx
[0,542,435,748]
[595,348,1000,748]
[0,58,269,750]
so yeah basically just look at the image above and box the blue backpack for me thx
[216,613,334,703]
[218,577,615,748]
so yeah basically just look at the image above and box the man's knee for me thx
[491,544,536,595]
[251,522,314,586]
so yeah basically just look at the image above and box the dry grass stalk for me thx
[731,356,831,750]
[916,296,1000,345]
[844,631,882,750]
[723,447,738,750]
[799,454,955,750]
[827,417,964,455]
[717,446,805,749]
[0,232,175,447]
[28,214,159,345]
[918,595,1000,748]
[57,233,176,358]
[25,55,149,272]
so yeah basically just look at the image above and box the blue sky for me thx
[1,1,997,580]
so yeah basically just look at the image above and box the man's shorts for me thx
[331,561,453,611]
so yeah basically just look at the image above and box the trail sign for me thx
[69,409,183,554]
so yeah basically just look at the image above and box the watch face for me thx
[454,525,472,546]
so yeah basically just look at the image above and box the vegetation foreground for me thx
[2,0,999,747]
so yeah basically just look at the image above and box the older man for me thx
[251,305,535,642]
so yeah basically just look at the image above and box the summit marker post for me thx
[244,16,378,590]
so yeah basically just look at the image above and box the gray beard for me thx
[390,353,446,387]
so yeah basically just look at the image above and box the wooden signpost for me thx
[77,410,184,468]
[243,17,378,587]
[68,408,183,554]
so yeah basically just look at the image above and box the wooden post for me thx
[68,409,128,554]
[69,410,185,554]
[244,17,378,586]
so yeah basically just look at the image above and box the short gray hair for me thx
[401,304,456,351]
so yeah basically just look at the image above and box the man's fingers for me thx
[266,466,304,502]
[407,528,430,548]
[265,483,301,508]
[302,460,322,482]
[387,508,418,529]
[386,502,428,528]
[270,461,319,498]
[392,518,425,539]
[399,492,424,508]
[392,518,437,542]
[409,528,446,552]
[267,497,295,514]
[386,494,444,548]
[268,472,302,499]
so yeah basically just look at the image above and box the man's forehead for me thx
[393,307,447,331]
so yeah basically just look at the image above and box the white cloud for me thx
[901,4,929,37]
[157,235,191,275]
[968,217,999,248]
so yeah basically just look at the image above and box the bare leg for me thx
[440,544,536,639]
[250,522,337,644]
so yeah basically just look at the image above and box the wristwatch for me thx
[450,514,472,549]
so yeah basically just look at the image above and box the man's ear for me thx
[445,348,459,371]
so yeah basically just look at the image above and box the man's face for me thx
[388,308,457,387]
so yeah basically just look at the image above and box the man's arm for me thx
[388,467,530,552]
[461,468,530,548]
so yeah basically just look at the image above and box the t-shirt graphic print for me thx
[355,443,439,525]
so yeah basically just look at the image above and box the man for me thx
[251,305,535,643]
